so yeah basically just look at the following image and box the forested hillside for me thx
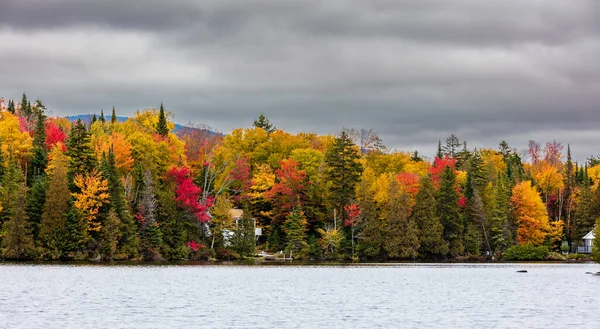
[0,94,599,262]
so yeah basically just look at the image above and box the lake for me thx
[0,262,599,328]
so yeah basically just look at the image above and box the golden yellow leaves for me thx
[72,170,110,232]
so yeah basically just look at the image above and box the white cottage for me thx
[580,230,595,254]
[222,209,262,246]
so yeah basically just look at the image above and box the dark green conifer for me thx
[111,106,117,124]
[156,103,169,137]
[438,165,464,257]
[253,114,276,133]
[66,119,95,188]
[411,175,448,258]
[7,100,15,114]
[26,175,47,240]
[99,109,106,123]
[31,109,48,177]
[384,181,419,259]
[1,183,36,260]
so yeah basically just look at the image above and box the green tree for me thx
[91,114,97,125]
[411,175,448,258]
[26,175,47,240]
[490,173,511,253]
[325,131,363,227]
[19,93,32,118]
[66,119,96,187]
[99,109,106,123]
[1,153,25,224]
[284,206,309,258]
[7,99,15,114]
[31,109,48,177]
[438,165,464,257]
[575,173,593,241]
[253,114,276,133]
[2,184,36,260]
[156,103,169,137]
[111,106,117,124]
[384,181,419,259]
[39,159,70,259]
[101,148,138,258]
[232,210,256,257]
[98,209,122,261]
[592,218,600,263]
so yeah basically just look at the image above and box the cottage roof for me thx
[583,230,595,240]
[229,209,244,220]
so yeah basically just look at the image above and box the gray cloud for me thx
[1,0,599,161]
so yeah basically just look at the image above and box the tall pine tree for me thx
[384,181,420,259]
[2,183,36,260]
[156,103,169,137]
[411,175,448,258]
[438,165,464,257]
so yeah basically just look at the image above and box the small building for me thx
[222,209,262,246]
[576,230,595,254]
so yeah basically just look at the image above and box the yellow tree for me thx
[510,181,550,246]
[0,111,33,162]
[72,170,110,232]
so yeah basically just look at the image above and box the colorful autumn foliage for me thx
[168,166,213,222]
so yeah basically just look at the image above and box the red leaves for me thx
[397,172,420,196]
[186,241,200,251]
[344,203,360,227]
[429,157,457,188]
[167,166,213,222]
[46,121,67,151]
[230,156,252,196]
[264,158,307,213]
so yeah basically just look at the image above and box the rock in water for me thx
[516,270,528,273]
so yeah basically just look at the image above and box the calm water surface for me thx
[0,263,599,328]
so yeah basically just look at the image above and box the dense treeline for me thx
[0,94,599,262]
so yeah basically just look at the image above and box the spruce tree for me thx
[26,175,47,240]
[91,114,97,124]
[98,209,123,261]
[436,140,443,159]
[31,109,48,177]
[384,181,419,259]
[490,173,510,253]
[443,134,461,158]
[411,175,448,258]
[1,152,25,224]
[284,206,309,257]
[156,103,169,137]
[99,109,106,123]
[101,147,138,258]
[324,131,363,226]
[253,114,276,133]
[111,106,117,124]
[19,93,31,118]
[563,145,576,244]
[66,119,95,188]
[2,184,36,260]
[232,209,256,257]
[39,159,70,259]
[576,173,594,240]
[438,165,464,257]
[7,99,15,114]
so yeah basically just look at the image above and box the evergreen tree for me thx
[490,173,511,253]
[232,210,256,257]
[39,160,70,259]
[563,145,576,245]
[356,180,384,259]
[26,175,47,240]
[324,131,363,226]
[284,206,309,257]
[592,218,600,263]
[456,141,471,170]
[468,150,486,192]
[384,181,419,259]
[19,93,32,118]
[436,140,443,159]
[31,109,48,177]
[7,99,15,114]
[98,209,122,261]
[253,114,276,133]
[111,106,117,124]
[576,173,594,241]
[465,189,489,255]
[91,114,97,124]
[156,103,169,137]
[2,184,36,260]
[66,119,95,187]
[443,134,461,158]
[101,147,138,258]
[99,109,106,123]
[411,175,448,258]
[438,165,464,257]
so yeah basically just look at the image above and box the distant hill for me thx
[65,115,219,136]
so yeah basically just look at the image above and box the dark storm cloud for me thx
[1,0,599,160]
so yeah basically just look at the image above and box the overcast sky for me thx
[1,0,599,161]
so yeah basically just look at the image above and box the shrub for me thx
[501,244,549,261]
[215,247,240,261]
[566,253,590,261]
[545,252,566,261]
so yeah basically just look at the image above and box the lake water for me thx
[0,262,599,328]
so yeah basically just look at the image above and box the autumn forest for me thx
[0,94,599,262]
